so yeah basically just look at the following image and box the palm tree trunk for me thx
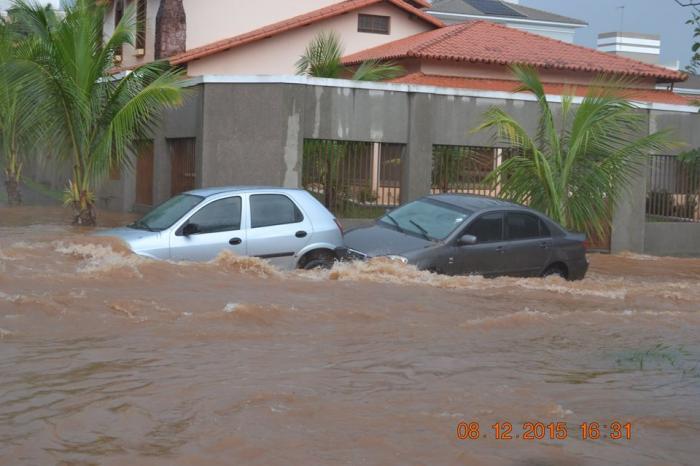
[70,191,96,226]
[68,165,97,226]
[4,161,22,206]
[4,172,21,206]
[155,0,187,59]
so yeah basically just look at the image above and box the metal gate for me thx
[431,145,498,196]
[647,155,700,222]
[135,140,154,205]
[302,139,403,218]
[168,138,196,196]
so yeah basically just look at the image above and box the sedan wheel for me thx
[542,264,567,279]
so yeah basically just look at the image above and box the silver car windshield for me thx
[379,199,472,241]
[130,194,204,231]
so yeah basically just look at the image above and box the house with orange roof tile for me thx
[103,0,441,72]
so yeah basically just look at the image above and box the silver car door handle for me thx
[229,237,242,245]
[295,231,307,238]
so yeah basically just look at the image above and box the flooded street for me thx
[1,207,699,465]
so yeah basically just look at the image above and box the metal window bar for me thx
[302,139,403,218]
[647,155,700,222]
[136,0,147,50]
[431,145,499,196]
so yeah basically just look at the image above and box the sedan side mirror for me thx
[457,234,477,246]
[182,223,200,236]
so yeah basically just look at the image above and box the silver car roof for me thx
[184,186,304,198]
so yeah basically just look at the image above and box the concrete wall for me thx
[21,76,699,257]
[95,85,204,211]
[190,79,698,256]
[635,110,700,256]
[199,84,305,189]
[645,222,700,257]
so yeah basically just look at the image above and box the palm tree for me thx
[474,66,672,239]
[0,15,43,205]
[12,0,186,225]
[296,31,403,81]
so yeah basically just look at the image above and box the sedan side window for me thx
[250,194,303,228]
[187,197,242,234]
[466,213,503,243]
[506,213,542,240]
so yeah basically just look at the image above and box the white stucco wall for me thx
[185,0,342,50]
[104,0,367,68]
[105,1,434,71]
[103,0,160,67]
[186,3,433,76]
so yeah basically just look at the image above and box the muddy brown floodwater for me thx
[1,206,699,466]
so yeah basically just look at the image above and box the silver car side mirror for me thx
[457,234,477,246]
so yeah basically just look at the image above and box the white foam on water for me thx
[53,241,146,276]
[223,303,240,313]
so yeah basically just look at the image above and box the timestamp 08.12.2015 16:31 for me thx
[456,421,633,441]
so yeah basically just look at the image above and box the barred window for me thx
[358,14,390,35]
[136,0,147,50]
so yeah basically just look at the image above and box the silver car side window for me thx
[187,197,242,234]
[250,194,304,228]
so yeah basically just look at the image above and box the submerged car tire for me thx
[542,263,568,280]
[303,258,334,270]
[300,250,337,270]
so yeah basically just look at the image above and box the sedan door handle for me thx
[229,237,242,245]
[495,246,505,254]
[539,241,551,249]
[295,231,308,238]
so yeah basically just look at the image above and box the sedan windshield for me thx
[129,194,204,231]
[379,199,472,241]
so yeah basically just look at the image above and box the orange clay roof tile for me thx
[343,21,686,82]
[391,73,695,105]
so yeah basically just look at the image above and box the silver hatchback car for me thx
[97,187,344,269]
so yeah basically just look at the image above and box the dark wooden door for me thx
[169,138,196,196]
[135,141,154,205]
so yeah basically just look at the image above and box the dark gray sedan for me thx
[343,194,588,280]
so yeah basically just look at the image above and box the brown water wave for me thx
[1,209,700,465]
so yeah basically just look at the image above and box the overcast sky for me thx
[521,0,697,68]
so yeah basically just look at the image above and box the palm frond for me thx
[474,67,674,238]
[7,0,186,220]
[295,31,343,79]
[351,59,404,81]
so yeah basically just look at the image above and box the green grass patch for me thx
[614,344,696,373]
[22,177,63,202]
